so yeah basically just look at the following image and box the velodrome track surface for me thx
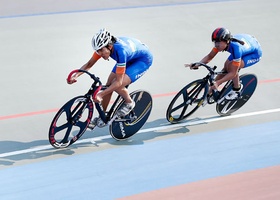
[1,0,280,199]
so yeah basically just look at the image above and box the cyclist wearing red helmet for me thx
[185,27,262,100]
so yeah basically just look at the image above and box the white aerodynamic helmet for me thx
[91,28,112,51]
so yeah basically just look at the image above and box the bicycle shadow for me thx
[75,118,192,147]
[0,140,75,167]
[0,116,209,167]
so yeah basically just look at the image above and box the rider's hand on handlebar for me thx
[184,63,199,70]
[67,76,77,84]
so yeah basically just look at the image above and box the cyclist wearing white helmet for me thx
[67,28,153,126]
[92,28,113,52]
[185,27,262,100]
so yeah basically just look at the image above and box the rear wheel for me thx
[216,74,257,116]
[109,90,153,140]
[166,79,208,123]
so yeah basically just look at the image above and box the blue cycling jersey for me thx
[110,37,153,82]
[227,34,262,67]
[92,36,153,83]
[110,37,151,64]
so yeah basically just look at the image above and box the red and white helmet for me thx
[211,27,232,42]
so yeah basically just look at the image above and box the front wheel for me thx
[48,96,94,148]
[216,73,257,116]
[109,90,153,140]
[166,79,208,123]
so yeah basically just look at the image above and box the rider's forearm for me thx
[76,58,96,78]
[73,64,88,78]
[200,50,216,64]
[200,55,212,64]
[80,62,91,71]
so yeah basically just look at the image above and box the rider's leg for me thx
[101,93,113,112]
[116,60,151,117]
[224,48,262,89]
[225,59,244,89]
[222,60,244,100]
[90,73,132,127]
[114,74,132,103]
[214,59,241,89]
[114,75,135,117]
[229,50,261,91]
[101,72,117,112]
[101,72,132,111]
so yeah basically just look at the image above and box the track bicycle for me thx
[49,69,153,149]
[166,62,257,123]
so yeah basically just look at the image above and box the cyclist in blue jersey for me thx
[67,28,153,127]
[185,27,262,100]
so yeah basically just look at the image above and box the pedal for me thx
[96,118,106,128]
[128,111,137,121]
[87,123,96,130]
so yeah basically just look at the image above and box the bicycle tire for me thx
[49,96,94,148]
[109,90,153,140]
[166,79,208,123]
[216,73,257,116]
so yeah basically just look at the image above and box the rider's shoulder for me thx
[232,33,256,43]
[114,37,132,47]
[116,36,133,42]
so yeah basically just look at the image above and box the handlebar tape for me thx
[67,69,80,83]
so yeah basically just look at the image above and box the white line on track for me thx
[1,108,279,158]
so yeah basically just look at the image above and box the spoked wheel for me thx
[49,96,94,148]
[166,79,208,123]
[109,90,153,140]
[216,73,257,116]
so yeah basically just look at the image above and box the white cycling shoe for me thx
[117,100,135,117]
[224,84,243,101]
[88,117,106,129]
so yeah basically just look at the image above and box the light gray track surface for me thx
[0,0,279,170]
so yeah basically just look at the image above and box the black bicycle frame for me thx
[95,95,122,123]
[91,85,129,123]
